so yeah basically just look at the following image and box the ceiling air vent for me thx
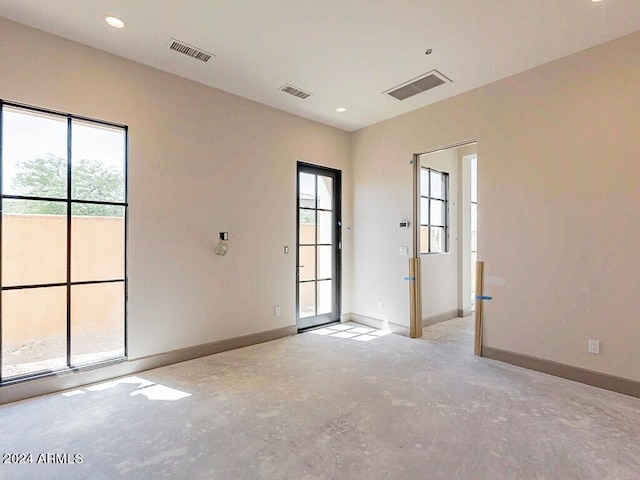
[168,38,213,63]
[279,84,312,100]
[384,70,451,101]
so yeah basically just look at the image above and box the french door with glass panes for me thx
[297,163,341,330]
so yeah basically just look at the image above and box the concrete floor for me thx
[1,317,639,479]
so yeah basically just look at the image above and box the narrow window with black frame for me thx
[420,167,449,254]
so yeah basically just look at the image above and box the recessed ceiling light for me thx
[336,107,347,113]
[105,16,125,29]
[591,0,604,2]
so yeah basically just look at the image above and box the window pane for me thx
[318,246,332,279]
[1,287,67,379]
[420,226,430,254]
[71,121,125,203]
[299,282,315,318]
[471,251,478,303]
[2,107,67,198]
[430,171,444,199]
[71,205,125,282]
[430,200,445,226]
[317,280,332,315]
[317,175,333,210]
[71,282,125,365]
[471,201,478,253]
[317,211,333,244]
[2,199,67,286]
[299,173,315,209]
[299,246,316,281]
[430,227,446,253]
[470,156,478,203]
[299,209,315,244]
[420,169,430,196]
[471,203,478,232]
[420,198,429,224]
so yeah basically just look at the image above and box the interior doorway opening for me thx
[414,141,478,336]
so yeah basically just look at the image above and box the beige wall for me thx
[0,18,352,359]
[351,32,640,382]
[3,214,124,287]
[2,214,123,343]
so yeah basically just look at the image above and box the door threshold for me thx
[297,320,340,334]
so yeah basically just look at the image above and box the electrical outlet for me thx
[588,339,600,355]
[274,306,281,317]
[377,300,383,311]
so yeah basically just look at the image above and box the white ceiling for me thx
[0,1,638,132]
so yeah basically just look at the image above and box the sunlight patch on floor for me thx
[61,375,191,402]
[307,322,391,342]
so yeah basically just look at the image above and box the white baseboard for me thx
[422,309,459,328]
[349,313,409,336]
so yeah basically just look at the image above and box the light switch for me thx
[400,246,409,256]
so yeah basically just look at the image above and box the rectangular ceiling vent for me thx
[168,38,214,63]
[279,84,312,100]
[384,70,451,101]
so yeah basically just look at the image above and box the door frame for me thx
[412,140,478,340]
[296,162,342,331]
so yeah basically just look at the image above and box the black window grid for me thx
[420,167,450,254]
[0,99,129,385]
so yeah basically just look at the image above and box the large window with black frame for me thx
[0,100,128,383]
[420,167,450,254]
